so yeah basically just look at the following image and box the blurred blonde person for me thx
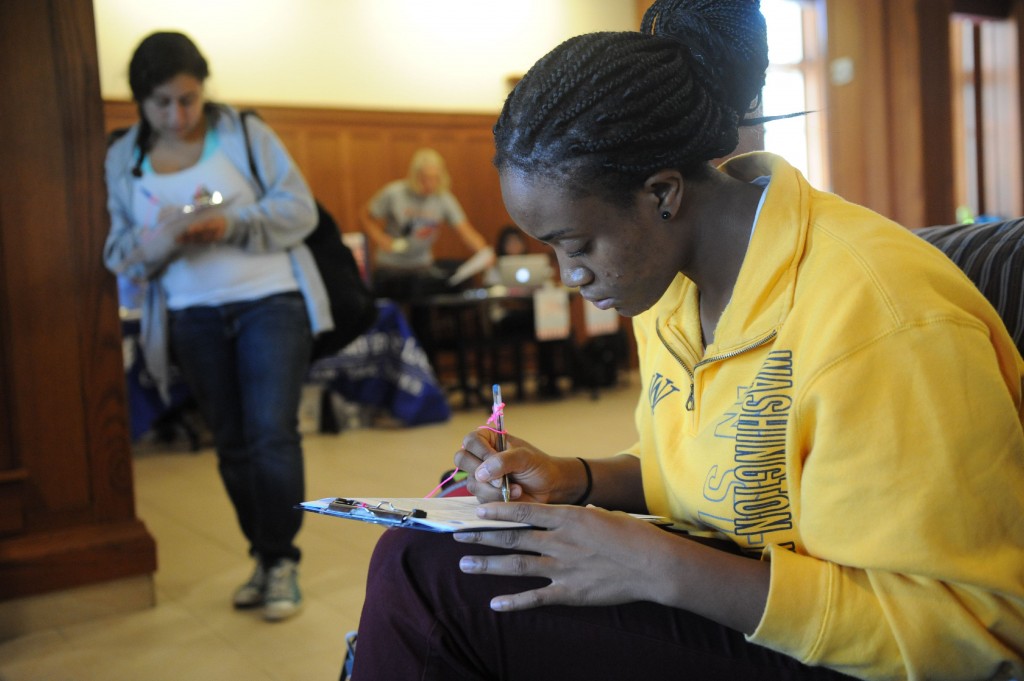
[362,148,492,300]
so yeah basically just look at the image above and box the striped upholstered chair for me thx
[915,218,1024,357]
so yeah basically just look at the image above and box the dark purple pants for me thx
[352,529,857,681]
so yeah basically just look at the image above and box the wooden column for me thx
[0,0,156,614]
[915,0,960,226]
[1014,1,1024,205]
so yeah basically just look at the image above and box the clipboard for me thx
[297,496,675,533]
[297,496,532,532]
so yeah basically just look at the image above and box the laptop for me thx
[496,254,554,288]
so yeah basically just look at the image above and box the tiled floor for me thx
[0,377,639,681]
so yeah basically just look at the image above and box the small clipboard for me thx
[298,496,675,533]
[297,496,533,533]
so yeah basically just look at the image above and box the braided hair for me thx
[493,0,768,206]
[127,32,211,177]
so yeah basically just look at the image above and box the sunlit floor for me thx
[0,376,639,681]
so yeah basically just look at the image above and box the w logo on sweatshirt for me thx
[649,373,680,413]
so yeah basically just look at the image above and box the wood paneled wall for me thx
[823,0,1023,227]
[104,102,514,264]
[823,0,946,228]
[110,0,998,260]
[0,1,155,604]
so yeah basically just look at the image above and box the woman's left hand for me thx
[454,502,675,611]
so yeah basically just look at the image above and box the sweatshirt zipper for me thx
[655,324,778,411]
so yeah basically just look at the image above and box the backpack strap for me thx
[238,109,266,195]
[106,126,131,148]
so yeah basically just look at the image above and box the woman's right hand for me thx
[177,215,227,244]
[455,429,587,504]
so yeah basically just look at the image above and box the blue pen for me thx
[139,186,160,206]
[137,186,163,229]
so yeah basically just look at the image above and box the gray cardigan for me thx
[104,104,330,401]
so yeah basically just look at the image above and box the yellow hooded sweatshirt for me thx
[629,153,1024,680]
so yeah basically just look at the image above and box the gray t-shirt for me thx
[370,180,468,269]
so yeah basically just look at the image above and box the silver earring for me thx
[661,211,671,220]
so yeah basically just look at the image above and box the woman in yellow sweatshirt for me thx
[350,1,1024,679]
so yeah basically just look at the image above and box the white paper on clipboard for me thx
[298,496,673,533]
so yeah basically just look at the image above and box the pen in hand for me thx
[492,384,510,502]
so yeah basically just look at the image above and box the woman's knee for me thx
[368,529,455,582]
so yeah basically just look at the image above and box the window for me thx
[950,14,1022,221]
[760,0,829,189]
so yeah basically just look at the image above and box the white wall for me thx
[93,0,636,113]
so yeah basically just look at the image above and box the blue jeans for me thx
[169,292,312,565]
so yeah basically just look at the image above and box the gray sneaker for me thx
[263,558,302,621]
[233,560,267,609]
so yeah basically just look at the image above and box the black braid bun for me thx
[641,0,768,121]
[493,0,768,205]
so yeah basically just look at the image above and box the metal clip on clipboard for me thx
[327,498,427,524]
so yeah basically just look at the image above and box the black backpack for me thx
[237,110,377,359]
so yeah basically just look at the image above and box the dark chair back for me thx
[916,218,1024,357]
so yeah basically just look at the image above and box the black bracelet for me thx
[571,457,593,506]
